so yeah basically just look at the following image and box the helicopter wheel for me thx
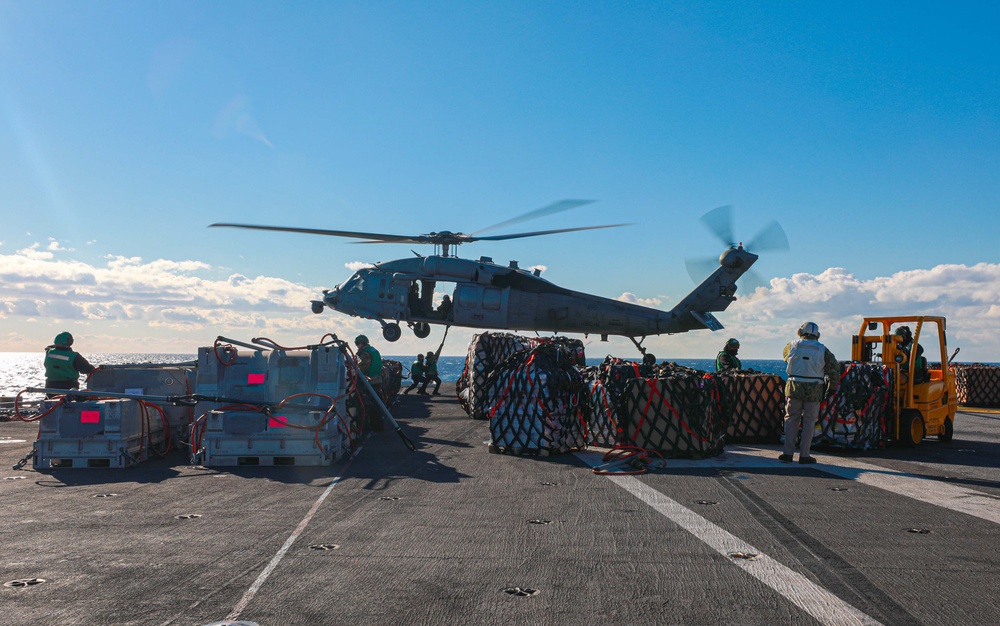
[413,322,432,339]
[382,323,402,342]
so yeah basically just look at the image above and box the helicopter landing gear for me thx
[382,323,402,342]
[411,322,431,339]
[628,336,649,357]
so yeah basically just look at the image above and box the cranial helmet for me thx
[354,334,369,345]
[726,338,740,349]
[54,331,74,346]
[798,322,820,339]
[894,326,913,342]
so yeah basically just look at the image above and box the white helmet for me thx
[798,321,820,338]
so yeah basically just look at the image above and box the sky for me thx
[1,1,999,362]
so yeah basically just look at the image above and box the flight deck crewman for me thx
[404,353,426,395]
[779,322,838,465]
[354,334,384,431]
[44,332,96,394]
[715,338,742,372]
[420,351,442,395]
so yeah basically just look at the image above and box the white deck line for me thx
[575,451,883,626]
[726,446,1000,525]
[223,451,359,621]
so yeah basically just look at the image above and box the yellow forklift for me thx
[851,316,957,446]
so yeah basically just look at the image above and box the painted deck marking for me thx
[728,446,1000,525]
[576,451,883,626]
[225,451,358,621]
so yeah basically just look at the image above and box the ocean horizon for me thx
[0,352,791,397]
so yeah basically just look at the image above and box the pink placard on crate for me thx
[80,410,101,424]
[268,415,288,428]
[247,373,266,385]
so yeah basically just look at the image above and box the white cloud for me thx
[717,263,1000,361]
[615,292,663,307]
[345,261,374,271]
[47,238,72,252]
[0,244,328,351]
[16,244,53,260]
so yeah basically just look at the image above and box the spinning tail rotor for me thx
[684,205,789,291]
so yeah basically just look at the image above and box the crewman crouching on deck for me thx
[44,332,96,396]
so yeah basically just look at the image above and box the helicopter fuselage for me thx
[318,248,758,342]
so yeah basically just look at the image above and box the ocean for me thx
[0,352,788,397]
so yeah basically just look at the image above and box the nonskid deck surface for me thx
[2,384,999,626]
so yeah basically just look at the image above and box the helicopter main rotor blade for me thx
[209,223,420,243]
[470,199,595,236]
[470,223,629,242]
[745,220,790,253]
[699,205,736,247]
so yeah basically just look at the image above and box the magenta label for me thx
[247,373,265,385]
[268,416,288,428]
[80,410,101,424]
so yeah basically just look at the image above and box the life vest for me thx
[786,339,826,382]
[716,351,741,371]
[358,345,383,377]
[410,362,425,377]
[424,357,438,377]
[44,347,80,382]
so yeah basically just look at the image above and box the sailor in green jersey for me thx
[404,353,426,394]
[44,332,96,394]
[420,351,442,395]
[715,338,742,372]
[354,334,383,377]
[354,334,384,431]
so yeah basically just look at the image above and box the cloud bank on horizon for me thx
[0,241,995,360]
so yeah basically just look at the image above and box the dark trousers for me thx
[420,375,441,394]
[404,375,426,394]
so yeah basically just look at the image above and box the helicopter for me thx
[210,201,787,354]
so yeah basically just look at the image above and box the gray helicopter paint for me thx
[322,247,757,338]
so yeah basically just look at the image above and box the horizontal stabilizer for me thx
[690,311,724,331]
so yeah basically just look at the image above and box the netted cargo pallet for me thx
[582,380,619,447]
[713,371,785,443]
[953,364,1000,407]
[617,369,725,459]
[379,359,403,405]
[812,362,892,450]
[579,356,645,447]
[458,332,532,418]
[486,342,588,456]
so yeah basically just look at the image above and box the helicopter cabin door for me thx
[452,283,507,328]
[364,272,405,319]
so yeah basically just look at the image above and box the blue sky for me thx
[1,1,998,361]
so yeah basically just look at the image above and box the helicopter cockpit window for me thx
[343,275,363,294]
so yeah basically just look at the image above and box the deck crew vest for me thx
[44,347,80,382]
[358,345,383,377]
[786,339,826,383]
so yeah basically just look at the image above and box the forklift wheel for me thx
[938,417,954,443]
[899,411,925,447]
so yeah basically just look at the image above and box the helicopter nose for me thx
[324,287,339,306]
